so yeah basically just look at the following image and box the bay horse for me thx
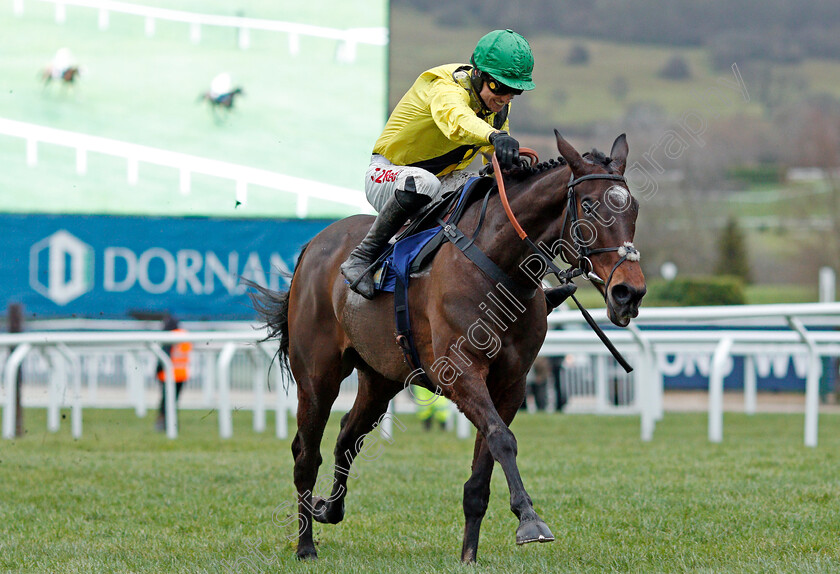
[199,87,244,122]
[249,131,646,563]
[41,66,80,88]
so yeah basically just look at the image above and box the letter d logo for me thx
[30,230,94,305]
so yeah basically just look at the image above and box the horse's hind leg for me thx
[290,356,344,560]
[312,366,402,525]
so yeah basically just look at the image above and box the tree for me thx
[715,216,751,283]
[567,44,590,66]
[658,55,691,80]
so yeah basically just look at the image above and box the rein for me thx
[490,151,637,373]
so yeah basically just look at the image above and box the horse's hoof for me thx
[312,496,345,524]
[295,547,318,561]
[516,519,555,545]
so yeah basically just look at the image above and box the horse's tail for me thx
[245,241,309,376]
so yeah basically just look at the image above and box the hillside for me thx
[390,5,840,135]
[395,0,840,64]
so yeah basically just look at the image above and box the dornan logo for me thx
[27,228,293,309]
[29,230,95,305]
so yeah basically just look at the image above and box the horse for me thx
[41,66,80,88]
[199,87,244,122]
[249,131,646,563]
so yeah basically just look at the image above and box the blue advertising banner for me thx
[1,215,333,319]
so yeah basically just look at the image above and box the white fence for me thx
[0,118,371,217]
[545,302,840,447]
[3,302,840,446]
[0,330,285,440]
[13,0,388,59]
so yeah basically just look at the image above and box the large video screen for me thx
[0,0,388,219]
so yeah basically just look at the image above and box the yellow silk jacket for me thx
[373,64,511,177]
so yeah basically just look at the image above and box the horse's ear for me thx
[609,133,628,174]
[554,129,585,173]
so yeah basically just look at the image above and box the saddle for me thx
[365,176,538,388]
[372,176,496,293]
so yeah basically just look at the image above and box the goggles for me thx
[484,74,523,96]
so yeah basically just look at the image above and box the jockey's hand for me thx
[489,131,520,170]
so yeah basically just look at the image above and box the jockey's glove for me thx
[489,131,520,170]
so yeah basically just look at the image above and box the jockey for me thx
[341,29,535,299]
[49,47,74,79]
[209,72,233,102]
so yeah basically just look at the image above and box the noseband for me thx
[560,173,641,293]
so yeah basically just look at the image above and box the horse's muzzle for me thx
[607,282,646,326]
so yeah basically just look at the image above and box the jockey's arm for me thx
[428,80,496,147]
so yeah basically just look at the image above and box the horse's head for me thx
[554,130,646,326]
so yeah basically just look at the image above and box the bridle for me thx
[491,153,640,294]
[559,173,641,293]
[491,151,641,373]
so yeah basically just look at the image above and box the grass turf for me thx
[1,407,839,572]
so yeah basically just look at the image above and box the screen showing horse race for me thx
[0,0,388,219]
[0,0,387,318]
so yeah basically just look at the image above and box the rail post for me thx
[743,355,757,415]
[3,343,30,439]
[148,343,177,439]
[216,343,236,439]
[55,343,83,439]
[629,323,657,441]
[250,349,266,433]
[788,317,821,447]
[708,337,733,443]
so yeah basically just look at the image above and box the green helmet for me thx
[471,29,535,91]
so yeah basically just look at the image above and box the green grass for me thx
[2,408,840,572]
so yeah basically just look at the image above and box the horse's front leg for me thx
[453,376,554,549]
[460,377,549,562]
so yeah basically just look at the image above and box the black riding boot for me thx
[544,283,577,314]
[341,178,430,299]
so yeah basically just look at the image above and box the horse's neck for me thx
[469,168,570,282]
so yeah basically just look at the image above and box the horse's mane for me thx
[509,147,615,182]
[509,156,567,181]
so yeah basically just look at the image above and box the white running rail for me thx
[547,302,840,447]
[13,0,388,57]
[5,304,840,446]
[0,118,372,217]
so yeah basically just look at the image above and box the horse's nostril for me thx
[611,284,631,305]
[611,283,646,306]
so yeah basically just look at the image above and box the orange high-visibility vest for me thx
[157,329,192,382]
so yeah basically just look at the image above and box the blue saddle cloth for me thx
[375,227,440,293]
[374,177,481,294]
